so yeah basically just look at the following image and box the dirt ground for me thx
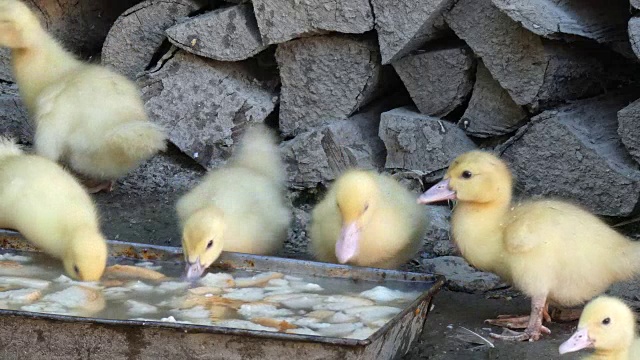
[92,170,588,360]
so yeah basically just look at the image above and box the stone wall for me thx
[3,0,640,295]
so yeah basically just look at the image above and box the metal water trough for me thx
[0,230,444,360]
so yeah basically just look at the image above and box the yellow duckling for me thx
[419,151,640,341]
[0,138,107,281]
[177,124,291,279]
[0,0,166,193]
[309,170,428,269]
[560,296,640,359]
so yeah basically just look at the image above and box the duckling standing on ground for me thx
[560,296,640,359]
[0,0,167,193]
[309,170,428,269]
[0,138,107,281]
[418,151,640,341]
[177,124,291,279]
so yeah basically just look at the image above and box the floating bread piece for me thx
[126,300,158,315]
[40,286,106,315]
[0,263,44,277]
[343,306,402,324]
[238,304,294,319]
[290,316,323,328]
[188,286,223,296]
[180,294,245,310]
[347,326,376,340]
[54,275,103,289]
[312,296,375,311]
[286,327,320,336]
[359,286,421,302]
[214,319,278,332]
[264,293,325,309]
[171,305,211,320]
[252,317,298,332]
[290,281,324,292]
[135,261,162,271]
[266,278,289,287]
[199,273,235,288]
[0,276,50,289]
[156,281,190,292]
[208,305,236,320]
[125,281,154,292]
[0,288,41,304]
[101,279,125,287]
[222,288,265,302]
[0,253,30,262]
[327,312,357,324]
[315,323,362,337]
[104,265,166,280]
[0,261,21,269]
[102,287,132,300]
[306,310,335,320]
[234,272,284,288]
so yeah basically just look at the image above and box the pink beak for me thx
[184,257,205,280]
[335,222,359,264]
[418,178,457,204]
[559,328,593,355]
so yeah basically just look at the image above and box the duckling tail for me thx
[0,137,24,159]
[229,124,284,185]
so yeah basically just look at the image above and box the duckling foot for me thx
[488,295,550,342]
[83,179,114,194]
[484,304,551,329]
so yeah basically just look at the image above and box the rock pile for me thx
[3,0,640,294]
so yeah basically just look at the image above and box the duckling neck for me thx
[451,199,511,275]
[11,30,82,112]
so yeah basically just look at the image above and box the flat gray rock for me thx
[166,4,268,62]
[281,101,393,190]
[501,92,640,217]
[421,256,505,293]
[276,36,384,137]
[634,0,640,10]
[629,18,640,62]
[102,0,199,79]
[392,46,475,117]
[422,205,456,257]
[379,107,477,173]
[445,0,605,110]
[618,98,640,165]
[139,50,278,169]
[492,0,629,44]
[371,0,453,64]
[0,49,10,82]
[0,84,32,143]
[459,62,528,138]
[252,0,373,45]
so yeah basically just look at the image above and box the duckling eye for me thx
[364,203,369,212]
[73,265,80,274]
[206,240,214,249]
[602,317,611,325]
[461,170,473,179]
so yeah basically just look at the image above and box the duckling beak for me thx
[336,221,359,264]
[417,178,456,204]
[559,328,593,354]
[184,257,205,280]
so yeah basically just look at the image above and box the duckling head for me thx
[334,170,379,265]
[418,151,512,205]
[182,206,225,279]
[64,228,108,281]
[0,0,42,49]
[560,296,636,356]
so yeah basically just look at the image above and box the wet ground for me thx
[91,159,587,360]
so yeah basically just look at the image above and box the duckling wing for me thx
[502,202,570,254]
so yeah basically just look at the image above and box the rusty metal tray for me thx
[0,230,444,360]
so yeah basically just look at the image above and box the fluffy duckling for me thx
[176,124,291,279]
[560,296,640,359]
[418,151,640,341]
[0,0,167,193]
[309,170,428,269]
[0,138,107,281]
